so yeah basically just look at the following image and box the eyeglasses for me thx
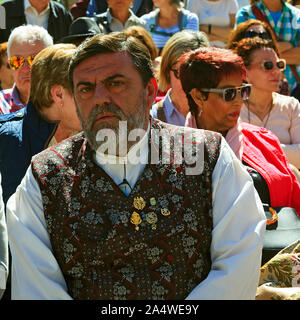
[261,59,286,71]
[200,84,252,102]
[8,55,36,70]
[244,30,271,40]
[171,68,179,79]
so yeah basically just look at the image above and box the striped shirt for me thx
[141,9,199,50]
[235,1,300,90]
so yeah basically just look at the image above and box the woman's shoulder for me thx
[273,92,300,110]
[140,9,159,22]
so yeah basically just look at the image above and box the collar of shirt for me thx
[24,0,50,16]
[10,84,24,108]
[106,8,139,27]
[164,89,186,123]
[24,0,50,28]
[93,121,150,191]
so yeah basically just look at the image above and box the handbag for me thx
[251,5,300,98]
[262,206,300,265]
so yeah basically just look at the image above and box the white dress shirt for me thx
[24,0,50,30]
[6,130,266,300]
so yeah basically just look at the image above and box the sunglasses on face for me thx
[244,30,271,40]
[261,59,286,71]
[200,84,252,102]
[8,55,36,70]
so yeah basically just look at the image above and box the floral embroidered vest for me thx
[31,119,222,300]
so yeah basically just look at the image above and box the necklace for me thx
[247,99,273,128]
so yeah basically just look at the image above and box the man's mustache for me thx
[87,103,125,125]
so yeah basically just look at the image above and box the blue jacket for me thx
[0,102,57,205]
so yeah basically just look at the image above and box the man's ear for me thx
[145,77,157,109]
[50,85,64,107]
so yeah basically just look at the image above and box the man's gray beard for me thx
[76,95,148,155]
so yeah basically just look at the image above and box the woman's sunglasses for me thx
[261,59,286,71]
[200,84,252,102]
[8,55,36,70]
[245,30,271,40]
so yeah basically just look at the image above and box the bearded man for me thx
[7,32,266,300]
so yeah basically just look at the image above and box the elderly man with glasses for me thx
[0,25,53,115]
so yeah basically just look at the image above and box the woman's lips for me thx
[228,111,240,118]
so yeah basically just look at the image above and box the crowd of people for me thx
[0,0,300,301]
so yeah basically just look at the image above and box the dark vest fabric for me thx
[31,119,222,300]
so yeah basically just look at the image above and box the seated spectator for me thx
[227,19,290,96]
[227,19,278,51]
[0,0,73,44]
[141,0,199,53]
[233,37,300,169]
[86,0,153,17]
[235,0,300,95]
[60,17,102,46]
[93,0,146,33]
[178,46,300,216]
[0,42,14,91]
[0,44,82,205]
[150,30,210,125]
[186,0,239,48]
[0,173,8,300]
[0,25,53,115]
[6,31,265,300]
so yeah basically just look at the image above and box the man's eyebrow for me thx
[104,74,126,82]
[75,74,126,89]
[75,81,92,89]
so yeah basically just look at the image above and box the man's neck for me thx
[110,8,130,25]
[28,0,48,14]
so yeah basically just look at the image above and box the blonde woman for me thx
[150,30,210,125]
[0,44,82,205]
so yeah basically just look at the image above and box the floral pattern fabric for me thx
[256,240,300,300]
[31,119,222,300]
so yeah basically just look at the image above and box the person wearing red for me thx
[180,46,300,216]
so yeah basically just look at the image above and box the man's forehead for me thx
[73,51,137,81]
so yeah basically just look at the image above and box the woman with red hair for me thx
[178,46,300,218]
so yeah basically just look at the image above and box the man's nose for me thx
[94,83,111,105]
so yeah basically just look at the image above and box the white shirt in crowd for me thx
[6,127,266,300]
[24,0,50,30]
[186,0,239,27]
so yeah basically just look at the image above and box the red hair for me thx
[178,47,247,115]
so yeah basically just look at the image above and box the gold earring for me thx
[129,1,133,8]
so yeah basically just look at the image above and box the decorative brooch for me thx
[130,196,170,231]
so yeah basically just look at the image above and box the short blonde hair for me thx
[30,44,76,111]
[159,30,210,91]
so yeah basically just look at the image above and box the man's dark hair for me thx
[69,31,154,90]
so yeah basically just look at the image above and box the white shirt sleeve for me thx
[0,173,8,299]
[6,166,72,300]
[186,138,266,300]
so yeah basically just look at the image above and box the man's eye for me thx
[108,80,124,87]
[80,86,91,93]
